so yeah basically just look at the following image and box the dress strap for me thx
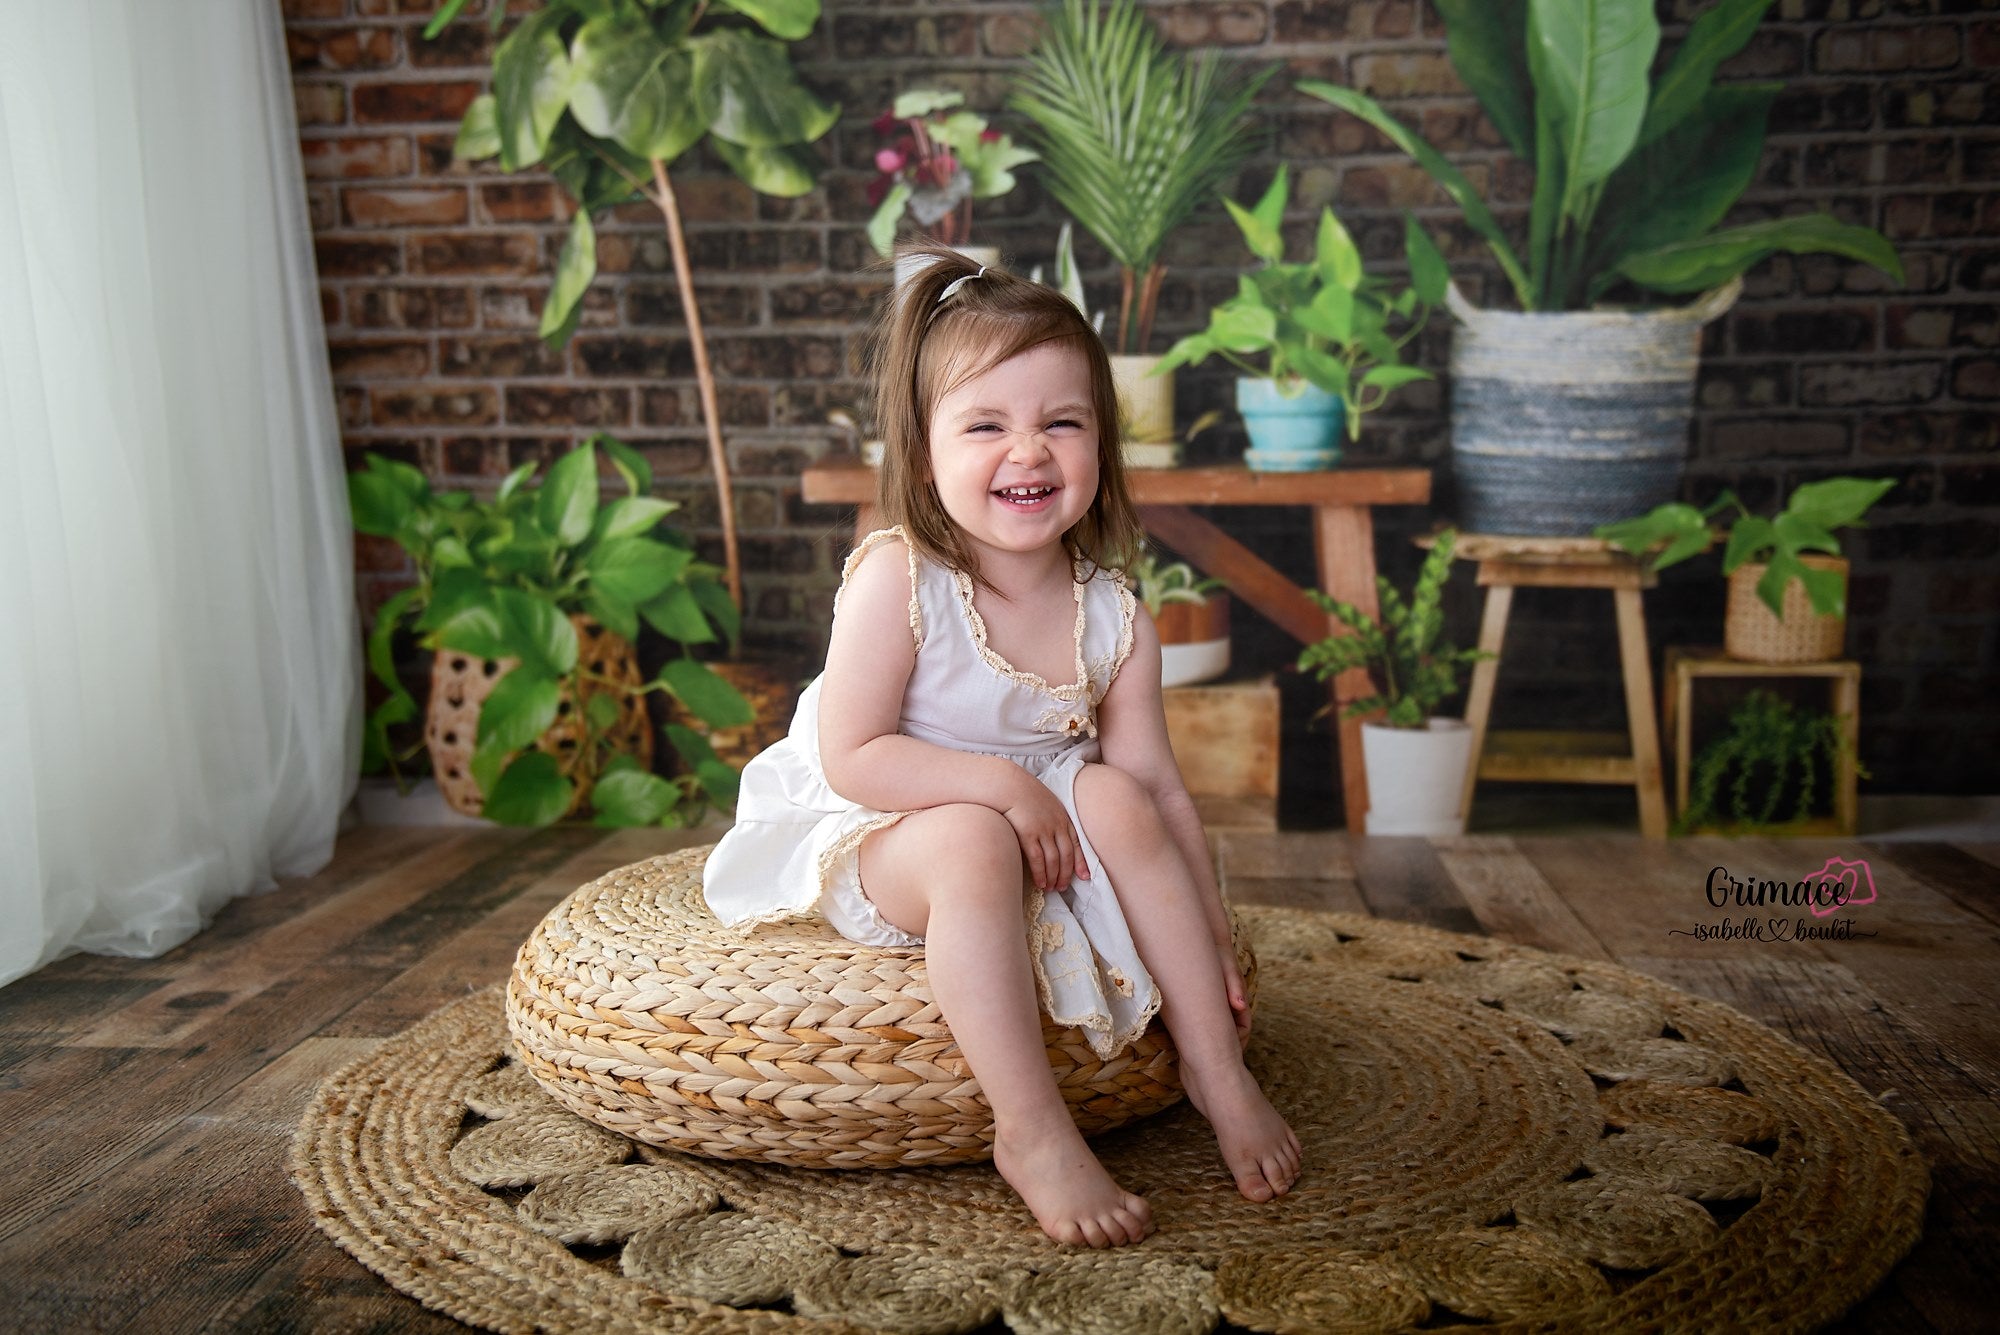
[834,526,924,652]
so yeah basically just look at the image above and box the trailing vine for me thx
[1679,689,1868,834]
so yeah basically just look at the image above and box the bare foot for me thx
[1182,1062,1302,1202]
[993,1119,1153,1248]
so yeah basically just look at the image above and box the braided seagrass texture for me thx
[292,895,1928,1335]
[506,849,1257,1168]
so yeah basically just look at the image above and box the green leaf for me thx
[1224,197,1284,264]
[1288,343,1353,397]
[539,440,601,547]
[892,87,963,119]
[867,180,913,258]
[482,750,575,826]
[494,459,539,505]
[1298,80,1531,310]
[452,93,501,163]
[640,582,717,644]
[1755,549,1804,618]
[1153,330,1218,376]
[1361,365,1431,392]
[659,657,754,728]
[595,496,676,541]
[1722,514,1777,572]
[1798,562,1847,617]
[1787,476,1894,531]
[596,434,654,495]
[1587,83,1779,301]
[430,535,474,569]
[1404,214,1451,305]
[1527,0,1660,208]
[1314,208,1362,290]
[691,28,839,148]
[1208,302,1277,353]
[666,722,740,806]
[540,210,597,346]
[418,566,488,632]
[1617,213,1905,294]
[1772,511,1841,557]
[1642,0,1775,144]
[437,587,578,677]
[585,588,640,643]
[493,7,576,171]
[688,573,741,644]
[1528,99,1565,307]
[585,536,693,606]
[590,766,680,826]
[348,470,412,537]
[568,15,707,163]
[712,0,820,42]
[1434,0,1533,159]
[1297,285,1354,343]
[586,691,622,731]
[422,0,473,41]
[476,668,562,752]
[1252,163,1289,236]
[365,586,423,693]
[711,137,821,198]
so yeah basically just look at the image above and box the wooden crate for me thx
[1163,675,1279,831]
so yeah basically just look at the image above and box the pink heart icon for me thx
[1804,856,1876,917]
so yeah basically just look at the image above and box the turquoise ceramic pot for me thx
[1238,379,1344,472]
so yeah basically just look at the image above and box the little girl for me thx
[704,244,1300,1248]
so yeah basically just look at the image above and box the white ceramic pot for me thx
[1159,638,1230,689]
[1109,353,1175,447]
[1360,718,1474,837]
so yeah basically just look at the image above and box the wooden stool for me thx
[1662,648,1862,836]
[1449,535,1669,839]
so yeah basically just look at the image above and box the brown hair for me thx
[867,241,1143,595]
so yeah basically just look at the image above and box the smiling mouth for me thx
[993,484,1059,509]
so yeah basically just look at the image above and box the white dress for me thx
[702,527,1161,1061]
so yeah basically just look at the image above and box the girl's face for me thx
[927,341,1101,566]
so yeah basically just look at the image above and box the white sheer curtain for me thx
[0,0,360,985]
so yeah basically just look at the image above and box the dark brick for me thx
[1919,672,1991,711]
[639,385,769,429]
[1708,416,1850,459]
[481,284,617,332]
[407,19,497,68]
[1961,249,2000,289]
[369,387,499,426]
[439,336,567,378]
[349,285,475,329]
[1863,518,2000,561]
[1697,362,1795,410]
[315,237,402,277]
[626,284,762,329]
[1952,356,2000,398]
[769,280,887,327]
[1732,306,1877,355]
[504,386,630,427]
[1157,3,1268,47]
[683,229,824,274]
[352,80,482,124]
[831,13,977,60]
[1941,466,2000,507]
[476,182,560,224]
[289,25,400,72]
[708,335,844,381]
[328,338,430,379]
[573,335,693,379]
[1273,0,1348,42]
[1770,83,1875,134]
[1858,411,2000,455]
[1798,360,1944,406]
[1927,573,2000,614]
[411,232,540,276]
[1884,80,1999,128]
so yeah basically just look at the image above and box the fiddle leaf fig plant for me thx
[350,435,751,828]
[1298,0,1903,311]
[1595,476,1895,618]
[1152,164,1444,440]
[431,0,840,621]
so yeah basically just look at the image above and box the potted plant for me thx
[866,88,1036,283]
[1300,0,1903,534]
[1596,476,1895,663]
[1011,0,1271,449]
[1128,545,1230,688]
[350,436,752,828]
[1151,165,1442,472]
[1678,689,1867,835]
[1297,529,1490,836]
[430,0,838,624]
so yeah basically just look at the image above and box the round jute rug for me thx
[290,903,1927,1335]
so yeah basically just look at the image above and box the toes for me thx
[1235,1168,1274,1202]
[1077,1217,1111,1249]
[1112,1204,1151,1244]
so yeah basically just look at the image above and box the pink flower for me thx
[875,147,906,175]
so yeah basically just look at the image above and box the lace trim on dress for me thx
[1084,579,1140,707]
[835,526,924,652]
[951,566,1089,701]
[1024,887,1164,1062]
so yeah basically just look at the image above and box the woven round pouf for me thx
[293,902,1929,1335]
[505,846,1257,1169]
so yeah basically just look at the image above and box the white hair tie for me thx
[936,265,989,303]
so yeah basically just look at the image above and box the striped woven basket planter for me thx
[1447,279,1741,537]
[506,845,1258,1169]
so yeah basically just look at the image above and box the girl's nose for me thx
[1007,428,1052,464]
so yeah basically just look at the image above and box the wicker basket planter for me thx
[506,846,1259,1169]
[671,655,805,774]
[1447,280,1740,537]
[426,614,653,819]
[1725,555,1848,664]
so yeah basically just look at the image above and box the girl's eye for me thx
[968,423,1001,434]
[1049,419,1083,431]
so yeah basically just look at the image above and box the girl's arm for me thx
[1094,606,1246,1021]
[818,539,1082,889]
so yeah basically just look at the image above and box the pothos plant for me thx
[1680,689,1867,833]
[866,89,1037,257]
[1127,544,1225,617]
[350,436,752,828]
[432,0,840,624]
[1297,529,1491,728]
[1152,164,1443,441]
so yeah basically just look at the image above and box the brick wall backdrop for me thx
[288,0,2000,808]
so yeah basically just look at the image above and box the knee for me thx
[925,803,1023,883]
[1075,764,1165,838]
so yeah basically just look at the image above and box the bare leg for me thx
[858,803,1152,1247]
[1071,763,1303,1201]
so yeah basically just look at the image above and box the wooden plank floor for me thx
[0,821,1992,1333]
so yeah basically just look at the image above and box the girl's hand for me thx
[999,780,1091,892]
[1218,940,1251,1048]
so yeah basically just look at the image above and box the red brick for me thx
[481,284,617,331]
[439,336,567,379]
[301,134,414,180]
[289,25,399,71]
[369,387,499,426]
[315,237,402,277]
[353,534,410,574]
[410,232,541,276]
[350,285,476,329]
[307,184,339,232]
[295,82,346,127]
[505,387,630,426]
[476,182,559,224]
[1158,2,1267,47]
[352,80,482,124]
[282,0,346,19]
[321,288,341,327]
[343,186,468,227]
[329,338,431,379]
[1273,1,1348,42]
